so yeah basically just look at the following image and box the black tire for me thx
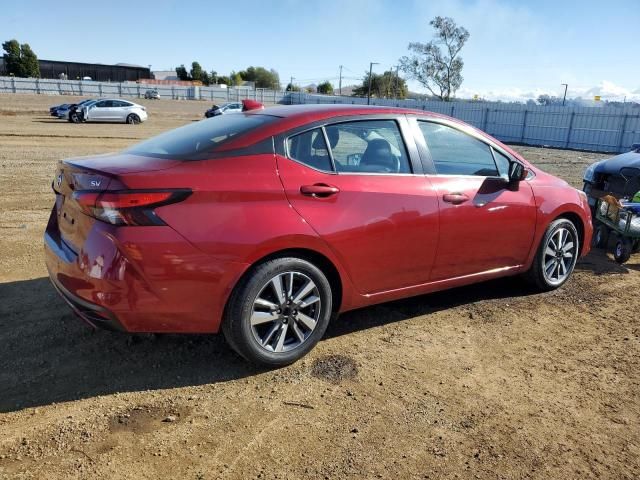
[523,218,579,291]
[126,114,140,125]
[593,223,609,249]
[614,238,632,264]
[222,257,333,367]
[632,240,640,254]
[70,111,81,123]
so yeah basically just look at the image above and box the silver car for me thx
[81,99,148,124]
[204,102,243,118]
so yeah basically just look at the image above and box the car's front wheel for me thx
[222,257,333,366]
[126,114,141,125]
[524,218,579,291]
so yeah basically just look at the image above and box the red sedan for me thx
[45,104,592,366]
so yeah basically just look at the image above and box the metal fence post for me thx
[137,84,140,98]
[450,104,455,117]
[565,112,575,148]
[11,76,16,93]
[119,83,122,96]
[617,114,630,152]
[520,110,529,143]
[482,107,489,132]
[35,78,40,94]
[79,80,83,96]
[99,83,102,97]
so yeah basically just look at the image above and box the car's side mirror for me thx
[508,162,528,183]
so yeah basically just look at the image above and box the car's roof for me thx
[219,103,528,164]
[217,104,446,152]
[255,103,436,120]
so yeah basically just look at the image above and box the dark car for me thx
[49,103,70,116]
[56,99,94,122]
[583,143,640,208]
[45,104,592,366]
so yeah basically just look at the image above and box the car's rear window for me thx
[126,114,277,159]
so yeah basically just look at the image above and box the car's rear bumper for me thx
[44,207,249,333]
[47,269,124,331]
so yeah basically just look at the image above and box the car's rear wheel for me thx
[524,218,579,291]
[222,257,333,366]
[127,114,141,125]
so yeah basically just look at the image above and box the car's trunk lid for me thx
[53,153,179,252]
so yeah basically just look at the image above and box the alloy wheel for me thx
[250,271,321,353]
[542,227,577,285]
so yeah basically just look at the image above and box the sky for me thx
[3,0,639,102]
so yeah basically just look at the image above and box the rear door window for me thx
[418,121,498,176]
[287,128,333,172]
[325,120,412,174]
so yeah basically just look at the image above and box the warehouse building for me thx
[0,59,151,82]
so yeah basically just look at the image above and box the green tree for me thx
[2,39,23,76]
[399,16,469,101]
[20,43,39,77]
[230,71,243,87]
[190,61,203,82]
[175,64,190,81]
[285,82,301,92]
[237,66,280,89]
[317,81,334,95]
[217,75,231,86]
[352,70,408,99]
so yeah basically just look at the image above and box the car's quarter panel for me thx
[276,155,440,294]
[427,175,538,280]
[45,208,245,333]
[120,154,361,317]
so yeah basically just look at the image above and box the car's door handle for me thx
[442,193,470,205]
[300,184,340,198]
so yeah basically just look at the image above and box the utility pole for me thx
[339,65,343,96]
[367,62,379,105]
[395,66,400,99]
[561,83,568,106]
[290,76,295,91]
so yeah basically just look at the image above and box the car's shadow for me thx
[0,252,625,413]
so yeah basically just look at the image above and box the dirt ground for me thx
[0,94,638,480]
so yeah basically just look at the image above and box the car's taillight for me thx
[72,189,191,226]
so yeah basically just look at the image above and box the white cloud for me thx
[445,81,640,103]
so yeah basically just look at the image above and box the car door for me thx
[413,118,537,281]
[86,100,108,121]
[276,117,440,295]
[112,101,131,122]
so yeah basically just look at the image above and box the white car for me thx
[81,99,148,124]
[204,102,243,118]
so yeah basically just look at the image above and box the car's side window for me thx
[419,121,499,176]
[492,148,511,178]
[287,128,333,172]
[324,120,411,174]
